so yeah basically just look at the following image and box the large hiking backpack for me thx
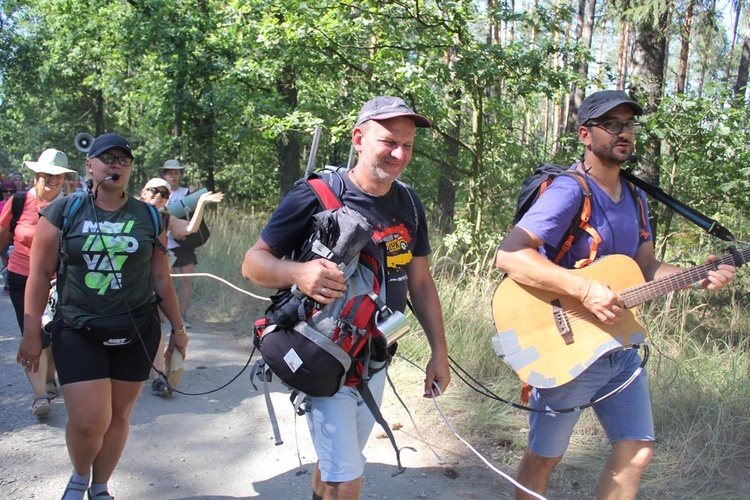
[514,163,650,269]
[251,169,410,472]
[253,172,391,398]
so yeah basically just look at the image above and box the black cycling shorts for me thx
[51,305,160,386]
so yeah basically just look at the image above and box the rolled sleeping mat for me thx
[166,187,207,219]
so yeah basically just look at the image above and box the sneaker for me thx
[182,317,192,329]
[151,378,172,397]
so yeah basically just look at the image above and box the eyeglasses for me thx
[2,189,15,194]
[96,153,133,167]
[149,188,170,199]
[588,120,643,135]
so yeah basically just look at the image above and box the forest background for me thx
[3,0,750,498]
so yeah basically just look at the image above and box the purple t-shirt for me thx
[517,169,652,269]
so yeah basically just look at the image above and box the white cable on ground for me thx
[398,354,547,500]
[170,272,270,301]
[171,271,545,498]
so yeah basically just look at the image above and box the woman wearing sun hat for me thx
[0,148,75,417]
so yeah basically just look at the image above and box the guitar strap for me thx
[620,167,735,242]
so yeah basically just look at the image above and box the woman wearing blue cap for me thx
[17,133,187,500]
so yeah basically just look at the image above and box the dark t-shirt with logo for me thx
[42,196,159,328]
[260,171,431,313]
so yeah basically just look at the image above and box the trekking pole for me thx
[304,126,323,178]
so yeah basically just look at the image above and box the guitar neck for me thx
[621,247,748,308]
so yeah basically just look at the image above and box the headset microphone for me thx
[628,154,639,163]
[94,173,122,199]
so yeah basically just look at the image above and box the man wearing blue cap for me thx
[243,96,450,499]
[494,90,735,499]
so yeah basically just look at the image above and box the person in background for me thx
[494,90,735,499]
[9,171,27,193]
[63,171,83,195]
[139,177,223,396]
[158,159,197,328]
[0,180,16,213]
[242,96,451,500]
[17,133,187,500]
[0,180,17,293]
[0,149,75,417]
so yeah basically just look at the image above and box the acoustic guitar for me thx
[491,250,746,389]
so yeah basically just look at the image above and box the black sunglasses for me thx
[149,188,170,199]
[97,153,133,167]
[2,189,15,194]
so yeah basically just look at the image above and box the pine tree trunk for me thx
[631,9,670,237]
[676,0,695,94]
[734,22,750,103]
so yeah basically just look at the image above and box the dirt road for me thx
[0,291,512,499]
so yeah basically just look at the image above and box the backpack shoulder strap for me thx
[61,192,87,233]
[535,167,602,268]
[306,170,344,210]
[10,191,27,233]
[624,181,651,243]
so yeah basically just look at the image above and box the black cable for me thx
[444,344,649,414]
[79,181,252,397]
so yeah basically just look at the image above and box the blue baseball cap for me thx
[87,133,133,159]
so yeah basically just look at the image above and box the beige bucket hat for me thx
[23,149,75,176]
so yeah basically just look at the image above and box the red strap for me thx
[307,177,343,210]
[521,383,533,404]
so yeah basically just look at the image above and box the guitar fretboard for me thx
[621,246,749,308]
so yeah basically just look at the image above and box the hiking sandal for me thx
[63,477,89,498]
[46,378,59,399]
[31,395,51,417]
[88,490,115,499]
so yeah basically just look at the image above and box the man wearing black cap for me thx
[243,96,450,499]
[494,90,735,499]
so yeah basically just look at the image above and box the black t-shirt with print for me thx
[42,196,159,328]
[260,171,430,313]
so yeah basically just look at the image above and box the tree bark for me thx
[275,65,301,199]
[734,22,750,103]
[566,0,595,134]
[631,8,670,236]
[437,45,460,234]
[676,0,695,94]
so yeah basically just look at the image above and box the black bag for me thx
[178,220,211,251]
[257,321,353,397]
[82,303,157,348]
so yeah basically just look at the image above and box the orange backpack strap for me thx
[550,172,604,269]
[626,181,651,243]
[520,383,533,404]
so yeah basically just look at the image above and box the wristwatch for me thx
[171,326,187,336]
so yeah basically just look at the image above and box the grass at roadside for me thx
[190,208,750,498]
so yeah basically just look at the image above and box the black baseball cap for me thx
[578,90,644,126]
[87,133,134,159]
[355,96,432,128]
